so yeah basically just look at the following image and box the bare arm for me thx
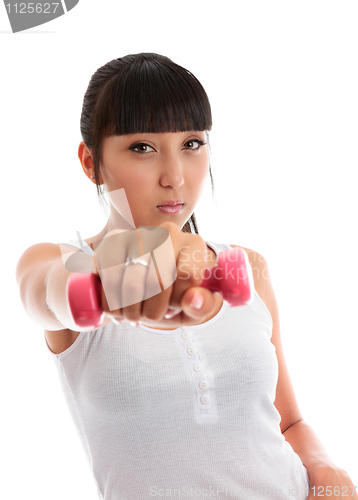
[238,245,357,495]
[16,243,98,332]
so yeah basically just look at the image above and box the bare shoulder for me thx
[229,244,254,257]
[229,244,266,267]
[229,244,278,336]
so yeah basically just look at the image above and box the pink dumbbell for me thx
[66,247,254,329]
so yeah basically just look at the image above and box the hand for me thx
[307,465,358,499]
[93,222,218,328]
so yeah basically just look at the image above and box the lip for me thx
[156,200,183,207]
[156,204,184,215]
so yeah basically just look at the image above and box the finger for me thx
[180,286,217,323]
[169,234,208,308]
[99,264,126,314]
[95,230,128,315]
[95,228,144,316]
[120,254,152,322]
[141,274,173,322]
[99,281,123,321]
[140,224,181,321]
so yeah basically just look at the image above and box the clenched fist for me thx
[92,222,220,329]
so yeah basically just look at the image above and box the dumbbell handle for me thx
[67,247,254,329]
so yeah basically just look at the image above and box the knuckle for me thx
[109,309,122,318]
[142,299,165,321]
[142,309,161,321]
[123,314,138,324]
[159,221,176,231]
[193,233,205,245]
[178,270,196,287]
[159,222,180,240]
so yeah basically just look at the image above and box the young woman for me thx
[16,53,357,500]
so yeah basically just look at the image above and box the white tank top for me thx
[45,239,310,500]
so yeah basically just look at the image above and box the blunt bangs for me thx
[92,57,212,141]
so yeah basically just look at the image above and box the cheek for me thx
[189,158,209,185]
[106,163,149,190]
[121,174,152,207]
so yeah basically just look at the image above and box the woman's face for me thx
[98,131,209,229]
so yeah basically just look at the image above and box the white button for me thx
[181,331,190,339]
[193,362,203,372]
[200,395,210,405]
[199,380,209,390]
[187,345,197,355]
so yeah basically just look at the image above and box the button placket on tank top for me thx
[175,328,214,417]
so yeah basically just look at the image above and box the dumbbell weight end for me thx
[66,272,104,329]
[199,247,254,307]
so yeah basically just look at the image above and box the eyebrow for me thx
[111,131,207,148]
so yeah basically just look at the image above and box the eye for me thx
[183,139,206,150]
[130,143,155,154]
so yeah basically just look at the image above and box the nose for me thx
[159,151,184,189]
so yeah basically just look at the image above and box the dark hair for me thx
[80,52,215,234]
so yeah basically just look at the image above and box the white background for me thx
[1,1,357,498]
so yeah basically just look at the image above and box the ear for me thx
[78,142,103,184]
[78,141,93,171]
